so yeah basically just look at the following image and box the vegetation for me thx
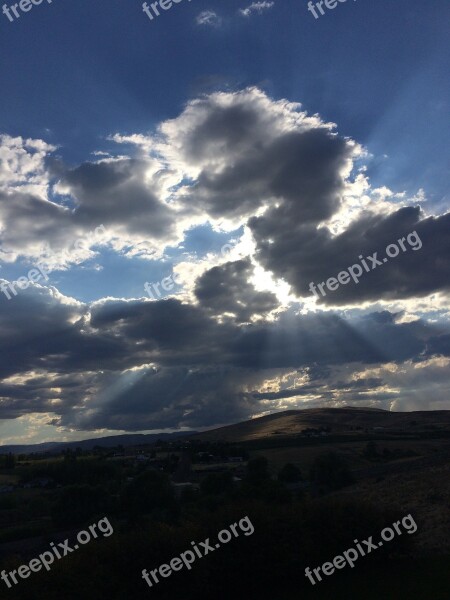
[278,463,302,483]
[1,414,449,598]
[309,451,354,493]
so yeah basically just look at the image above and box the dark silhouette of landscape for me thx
[1,406,449,599]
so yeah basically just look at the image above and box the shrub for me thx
[309,452,354,493]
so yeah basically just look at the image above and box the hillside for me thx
[2,406,450,453]
[188,407,450,442]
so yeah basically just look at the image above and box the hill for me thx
[2,406,450,453]
[187,406,450,442]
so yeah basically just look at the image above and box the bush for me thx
[245,457,270,485]
[121,470,177,519]
[52,484,111,527]
[200,471,234,496]
[278,463,302,483]
[363,441,379,460]
[309,452,354,493]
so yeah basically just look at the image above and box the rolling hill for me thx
[187,406,450,442]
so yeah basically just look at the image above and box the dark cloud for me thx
[251,206,450,304]
[0,189,73,257]
[227,310,429,370]
[57,366,260,431]
[0,284,131,381]
[1,283,449,429]
[181,102,262,164]
[194,259,278,322]
[0,157,183,264]
[62,159,177,240]
[0,373,96,420]
[89,297,232,365]
[179,110,353,222]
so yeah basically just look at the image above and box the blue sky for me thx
[0,0,449,444]
[1,0,448,194]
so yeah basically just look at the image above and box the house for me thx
[135,454,149,462]
[171,482,199,497]
[0,485,14,494]
[23,477,54,489]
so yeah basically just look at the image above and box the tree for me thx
[4,453,16,469]
[363,441,379,460]
[246,457,270,485]
[201,471,234,496]
[121,470,177,517]
[278,463,302,483]
[63,448,77,462]
[309,452,354,492]
[52,484,110,527]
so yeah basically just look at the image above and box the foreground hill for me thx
[188,407,450,442]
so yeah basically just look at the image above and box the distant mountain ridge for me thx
[0,431,198,454]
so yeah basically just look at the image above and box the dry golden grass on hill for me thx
[339,462,450,554]
[193,407,450,442]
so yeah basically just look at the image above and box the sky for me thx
[0,0,449,445]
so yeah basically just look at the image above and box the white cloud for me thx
[196,10,222,27]
[0,134,56,199]
[239,1,274,17]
